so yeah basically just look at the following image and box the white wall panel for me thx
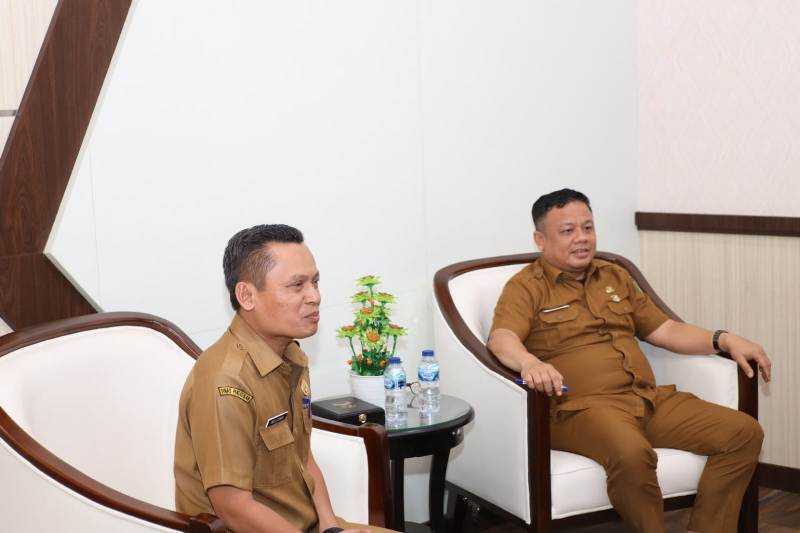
[421,0,639,270]
[47,0,638,521]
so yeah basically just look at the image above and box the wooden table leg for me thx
[429,449,450,532]
[391,458,405,530]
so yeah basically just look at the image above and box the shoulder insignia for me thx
[300,379,311,396]
[218,386,253,403]
[530,262,544,279]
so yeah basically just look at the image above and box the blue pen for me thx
[514,378,568,392]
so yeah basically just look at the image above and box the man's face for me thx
[243,242,321,340]
[533,201,596,274]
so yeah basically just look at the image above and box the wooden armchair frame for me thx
[0,312,392,531]
[433,252,759,533]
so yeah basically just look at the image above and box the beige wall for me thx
[640,231,800,468]
[638,0,800,216]
[637,1,800,469]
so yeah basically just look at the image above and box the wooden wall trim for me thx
[635,212,800,237]
[0,0,132,329]
[759,462,800,494]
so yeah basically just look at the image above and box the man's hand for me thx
[341,529,369,533]
[720,332,772,382]
[520,358,564,396]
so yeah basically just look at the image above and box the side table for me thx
[386,395,474,532]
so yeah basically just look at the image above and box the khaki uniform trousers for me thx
[336,517,396,532]
[551,388,763,533]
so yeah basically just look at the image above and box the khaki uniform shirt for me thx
[174,314,317,530]
[491,257,670,418]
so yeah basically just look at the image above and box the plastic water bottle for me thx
[384,356,407,425]
[418,349,441,414]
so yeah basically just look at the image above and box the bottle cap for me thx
[421,349,434,357]
[389,356,402,364]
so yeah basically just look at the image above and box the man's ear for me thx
[235,281,256,311]
[533,230,545,252]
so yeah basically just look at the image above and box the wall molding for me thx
[635,212,800,238]
[0,0,132,329]
[759,462,800,494]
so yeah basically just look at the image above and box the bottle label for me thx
[384,373,407,390]
[418,364,439,382]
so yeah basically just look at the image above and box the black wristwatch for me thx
[712,329,728,353]
[322,528,344,533]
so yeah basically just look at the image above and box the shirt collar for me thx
[539,256,599,285]
[228,314,308,377]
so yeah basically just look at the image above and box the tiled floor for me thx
[468,488,800,532]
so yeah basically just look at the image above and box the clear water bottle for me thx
[418,349,440,414]
[384,356,407,425]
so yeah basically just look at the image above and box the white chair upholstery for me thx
[434,260,740,523]
[0,324,195,532]
[311,428,371,524]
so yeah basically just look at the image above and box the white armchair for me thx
[0,312,391,532]
[433,252,758,532]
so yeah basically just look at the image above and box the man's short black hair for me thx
[531,189,592,230]
[223,224,305,310]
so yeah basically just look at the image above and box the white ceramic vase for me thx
[349,372,385,408]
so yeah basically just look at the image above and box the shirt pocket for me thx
[254,421,295,488]
[536,305,580,349]
[606,298,634,330]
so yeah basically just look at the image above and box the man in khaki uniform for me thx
[488,189,772,533]
[175,224,394,533]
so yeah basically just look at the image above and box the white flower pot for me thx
[349,372,385,409]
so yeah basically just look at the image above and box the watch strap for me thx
[712,329,728,353]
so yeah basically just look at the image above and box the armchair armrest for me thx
[644,345,758,418]
[0,409,226,532]
[311,417,391,527]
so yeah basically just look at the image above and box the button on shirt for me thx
[174,314,317,530]
[491,257,671,418]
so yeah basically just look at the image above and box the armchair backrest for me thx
[0,313,201,512]
[450,263,528,342]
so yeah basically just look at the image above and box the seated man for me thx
[174,224,394,533]
[487,189,772,533]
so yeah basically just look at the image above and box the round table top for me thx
[386,394,473,437]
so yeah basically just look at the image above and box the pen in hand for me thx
[514,378,568,393]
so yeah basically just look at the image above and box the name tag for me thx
[542,304,570,313]
[266,411,288,427]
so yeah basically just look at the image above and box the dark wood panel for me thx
[0,0,132,330]
[0,253,95,330]
[0,0,131,254]
[635,212,800,237]
[760,463,800,494]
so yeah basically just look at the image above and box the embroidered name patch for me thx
[217,386,253,403]
[267,411,289,427]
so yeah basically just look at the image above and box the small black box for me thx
[312,395,385,426]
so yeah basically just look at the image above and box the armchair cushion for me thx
[551,448,706,518]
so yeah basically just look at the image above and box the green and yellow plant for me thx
[337,275,407,376]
